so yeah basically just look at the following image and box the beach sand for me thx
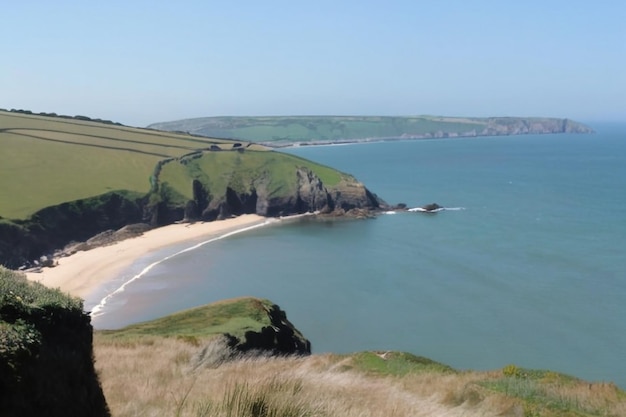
[25,214,268,300]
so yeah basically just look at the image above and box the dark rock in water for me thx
[422,203,443,212]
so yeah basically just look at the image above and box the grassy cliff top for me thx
[94,297,626,417]
[0,266,81,312]
[0,110,247,219]
[98,297,276,341]
[0,110,345,220]
[0,266,82,372]
[0,266,82,363]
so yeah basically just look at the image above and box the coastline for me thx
[25,214,268,301]
[262,129,595,149]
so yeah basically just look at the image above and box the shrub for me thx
[503,364,524,378]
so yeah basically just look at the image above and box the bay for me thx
[89,124,626,388]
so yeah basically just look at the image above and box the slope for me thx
[0,110,250,220]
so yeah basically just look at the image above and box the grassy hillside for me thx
[3,264,624,416]
[148,115,594,146]
[0,111,249,220]
[0,110,384,268]
[98,297,276,342]
[0,110,357,221]
[158,150,346,205]
[95,298,626,417]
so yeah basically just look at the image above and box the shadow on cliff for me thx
[0,296,110,416]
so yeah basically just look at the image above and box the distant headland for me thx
[147,115,594,147]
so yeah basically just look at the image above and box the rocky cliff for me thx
[473,117,593,136]
[0,191,145,269]
[0,150,386,268]
[149,151,387,224]
[101,297,311,359]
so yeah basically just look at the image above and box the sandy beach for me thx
[25,214,268,300]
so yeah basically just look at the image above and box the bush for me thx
[0,267,109,416]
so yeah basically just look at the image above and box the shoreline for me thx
[25,214,269,301]
[263,130,594,149]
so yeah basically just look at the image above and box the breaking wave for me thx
[407,206,465,212]
[90,218,279,319]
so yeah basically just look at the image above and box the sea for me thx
[87,123,626,388]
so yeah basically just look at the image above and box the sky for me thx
[2,1,625,126]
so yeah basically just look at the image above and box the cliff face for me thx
[219,302,311,356]
[0,268,109,417]
[0,191,144,269]
[152,153,387,223]
[0,156,385,268]
[101,297,311,358]
[477,117,593,136]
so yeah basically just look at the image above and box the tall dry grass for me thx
[94,334,625,417]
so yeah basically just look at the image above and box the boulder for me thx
[422,203,443,212]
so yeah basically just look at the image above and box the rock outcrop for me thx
[152,163,387,223]
[476,117,593,136]
[0,163,386,268]
[225,303,311,356]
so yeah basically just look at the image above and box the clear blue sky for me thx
[2,1,624,126]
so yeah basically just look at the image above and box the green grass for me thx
[93,298,626,417]
[342,351,454,377]
[0,266,82,369]
[97,297,275,342]
[0,266,82,312]
[480,365,625,416]
[1,110,354,221]
[159,149,347,202]
[0,111,242,219]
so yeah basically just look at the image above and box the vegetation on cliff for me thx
[148,115,594,146]
[99,297,311,356]
[0,266,109,416]
[0,110,383,268]
[2,265,624,416]
[94,297,626,417]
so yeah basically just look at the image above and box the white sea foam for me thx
[90,218,279,319]
[407,206,465,212]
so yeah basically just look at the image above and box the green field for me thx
[0,110,382,268]
[0,111,260,219]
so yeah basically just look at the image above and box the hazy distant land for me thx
[148,115,594,147]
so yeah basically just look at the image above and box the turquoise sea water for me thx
[88,124,626,388]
